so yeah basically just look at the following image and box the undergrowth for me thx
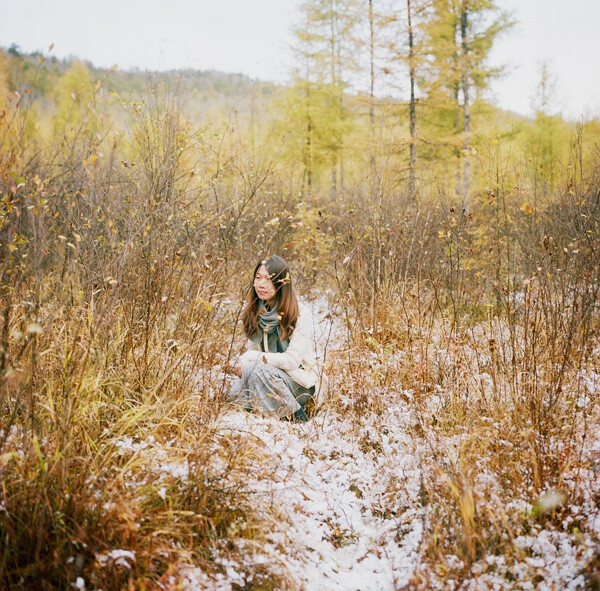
[1,64,599,589]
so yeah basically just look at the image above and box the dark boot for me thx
[293,407,309,423]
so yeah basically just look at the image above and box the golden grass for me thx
[1,71,599,588]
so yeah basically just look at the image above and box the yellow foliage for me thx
[53,60,95,133]
[0,49,11,99]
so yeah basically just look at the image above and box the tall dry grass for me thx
[1,64,599,588]
[323,128,600,585]
[0,78,299,589]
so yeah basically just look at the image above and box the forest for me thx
[1,0,599,588]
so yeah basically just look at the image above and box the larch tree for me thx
[369,0,376,181]
[376,0,427,201]
[289,0,359,200]
[53,61,98,144]
[363,0,398,197]
[0,49,11,102]
[407,0,417,199]
[529,60,565,196]
[288,8,322,195]
[401,0,432,201]
[421,0,512,204]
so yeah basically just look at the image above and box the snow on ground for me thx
[108,392,599,591]
[211,404,424,590]
[212,297,426,588]
[164,299,599,590]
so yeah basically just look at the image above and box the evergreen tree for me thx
[421,0,512,202]
[363,0,397,196]
[404,0,427,200]
[288,0,359,199]
[0,49,11,99]
[529,60,564,195]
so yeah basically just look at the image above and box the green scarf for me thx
[250,302,289,353]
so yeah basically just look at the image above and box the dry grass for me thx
[1,65,599,589]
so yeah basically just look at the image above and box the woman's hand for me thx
[226,362,244,377]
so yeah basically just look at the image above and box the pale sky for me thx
[1,0,598,120]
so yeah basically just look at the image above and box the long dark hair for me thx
[242,255,299,340]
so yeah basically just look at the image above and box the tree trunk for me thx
[329,1,338,201]
[460,1,470,203]
[369,0,376,188]
[407,0,417,201]
[454,80,461,196]
[249,86,257,158]
[305,61,313,196]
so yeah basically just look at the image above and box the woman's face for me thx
[254,265,277,303]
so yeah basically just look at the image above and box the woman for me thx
[227,255,318,422]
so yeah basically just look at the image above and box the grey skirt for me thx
[227,360,315,418]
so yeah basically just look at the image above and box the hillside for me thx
[1,46,276,117]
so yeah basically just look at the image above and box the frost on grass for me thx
[206,401,425,591]
[84,300,599,590]
[164,301,600,590]
[95,549,136,569]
